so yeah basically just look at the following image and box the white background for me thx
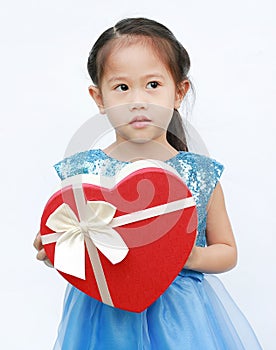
[0,1,274,349]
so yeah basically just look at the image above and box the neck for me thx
[103,136,178,162]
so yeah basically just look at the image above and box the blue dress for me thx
[52,149,262,350]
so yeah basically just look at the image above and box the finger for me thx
[44,258,54,268]
[33,231,43,251]
[36,247,54,268]
[36,248,47,261]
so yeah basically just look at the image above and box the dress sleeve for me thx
[53,149,108,180]
[203,157,224,206]
[53,151,90,180]
[173,152,224,247]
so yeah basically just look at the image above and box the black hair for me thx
[87,17,193,151]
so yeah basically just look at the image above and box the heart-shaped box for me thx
[40,160,197,312]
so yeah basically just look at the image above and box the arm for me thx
[185,182,237,274]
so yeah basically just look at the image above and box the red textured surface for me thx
[40,167,197,312]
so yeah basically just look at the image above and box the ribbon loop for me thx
[42,196,196,283]
[45,201,129,280]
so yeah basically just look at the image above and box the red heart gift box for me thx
[40,160,197,312]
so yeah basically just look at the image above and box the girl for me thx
[34,17,262,349]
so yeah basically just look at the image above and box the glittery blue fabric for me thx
[54,149,224,247]
[53,150,262,350]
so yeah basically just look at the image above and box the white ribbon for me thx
[41,187,196,306]
[42,201,129,280]
[42,196,196,281]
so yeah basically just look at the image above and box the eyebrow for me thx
[107,74,166,84]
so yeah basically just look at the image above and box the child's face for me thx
[89,41,185,143]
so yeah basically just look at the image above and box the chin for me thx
[128,137,152,144]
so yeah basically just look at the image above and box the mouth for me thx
[129,116,152,129]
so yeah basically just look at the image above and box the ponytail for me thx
[166,110,188,152]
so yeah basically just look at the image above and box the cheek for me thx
[105,105,131,128]
[103,95,130,112]
[157,88,178,109]
[147,105,174,130]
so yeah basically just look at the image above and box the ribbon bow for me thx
[45,201,129,280]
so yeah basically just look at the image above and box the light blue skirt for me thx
[53,269,262,349]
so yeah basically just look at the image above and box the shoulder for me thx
[174,151,224,178]
[53,149,107,180]
[179,151,223,168]
[170,151,224,205]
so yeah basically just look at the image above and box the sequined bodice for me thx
[54,149,223,247]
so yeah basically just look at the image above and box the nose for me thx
[128,88,149,111]
[129,101,148,111]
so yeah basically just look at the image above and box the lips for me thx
[129,116,152,129]
[130,116,151,123]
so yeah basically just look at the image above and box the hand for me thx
[33,231,53,268]
[184,246,199,270]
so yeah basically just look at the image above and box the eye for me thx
[146,81,159,89]
[115,84,129,91]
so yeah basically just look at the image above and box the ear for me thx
[174,80,190,109]
[88,85,105,114]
